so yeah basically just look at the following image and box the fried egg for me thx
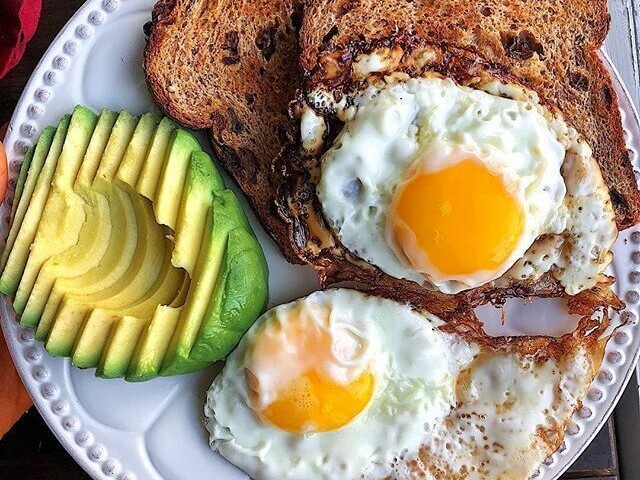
[205,289,597,480]
[309,74,617,294]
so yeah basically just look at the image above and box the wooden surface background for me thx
[0,0,638,479]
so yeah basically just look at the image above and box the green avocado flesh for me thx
[0,107,269,381]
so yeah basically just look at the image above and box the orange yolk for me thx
[246,312,374,433]
[258,369,374,433]
[391,157,525,277]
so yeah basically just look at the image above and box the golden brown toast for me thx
[144,0,304,263]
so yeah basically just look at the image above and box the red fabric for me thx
[0,0,42,79]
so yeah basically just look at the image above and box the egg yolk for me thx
[247,313,374,433]
[391,157,525,277]
[258,369,374,433]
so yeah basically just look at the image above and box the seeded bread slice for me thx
[144,0,303,262]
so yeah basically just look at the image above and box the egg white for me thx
[205,289,476,480]
[309,74,617,294]
[205,289,599,480]
[370,346,595,480]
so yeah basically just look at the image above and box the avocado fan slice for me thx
[97,129,199,377]
[12,106,99,315]
[69,121,194,319]
[172,150,221,274]
[72,113,187,368]
[125,149,217,380]
[126,305,182,382]
[1,126,55,273]
[189,213,268,363]
[9,147,35,225]
[19,110,119,328]
[136,116,176,201]
[42,111,140,350]
[0,118,69,296]
[35,111,137,342]
[49,113,166,358]
[96,314,149,378]
[75,109,120,188]
[160,192,240,376]
[153,129,202,230]
[96,245,187,378]
[69,113,169,367]
[3,107,270,381]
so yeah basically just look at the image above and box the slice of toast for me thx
[299,0,640,230]
[144,0,303,263]
[272,0,632,310]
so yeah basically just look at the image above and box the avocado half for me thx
[0,106,269,381]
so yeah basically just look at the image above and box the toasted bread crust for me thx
[144,0,304,263]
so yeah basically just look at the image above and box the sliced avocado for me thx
[137,117,176,201]
[53,120,200,368]
[46,198,146,358]
[96,252,187,378]
[97,314,148,378]
[161,190,252,376]
[127,305,181,382]
[9,147,35,224]
[81,113,169,308]
[69,115,180,365]
[162,188,268,373]
[3,108,269,381]
[94,111,138,184]
[116,112,160,186]
[44,297,86,357]
[49,106,99,186]
[172,151,220,275]
[153,129,202,230]
[1,126,56,273]
[13,106,98,315]
[71,309,119,368]
[110,241,186,319]
[20,192,111,328]
[190,225,268,362]
[20,110,119,327]
[36,184,135,342]
[75,110,118,188]
[70,223,181,367]
[70,218,182,366]
[39,113,139,345]
[91,150,218,372]
[1,116,72,297]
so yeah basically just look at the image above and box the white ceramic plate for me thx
[1,1,639,479]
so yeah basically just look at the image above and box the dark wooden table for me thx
[0,1,626,479]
